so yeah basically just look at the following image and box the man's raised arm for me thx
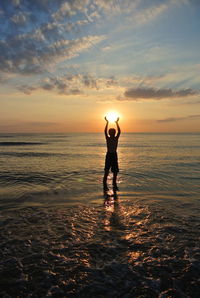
[116,117,121,138]
[104,117,109,138]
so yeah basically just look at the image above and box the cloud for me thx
[125,0,187,26]
[52,1,88,21]
[17,85,37,95]
[0,0,107,77]
[10,12,29,24]
[12,0,21,6]
[121,87,198,101]
[18,76,82,95]
[134,3,168,25]
[18,74,118,95]
[0,0,191,86]
[0,33,105,75]
[157,114,200,123]
[120,65,200,91]
[93,0,121,13]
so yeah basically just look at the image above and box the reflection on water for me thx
[1,197,199,297]
[104,191,119,231]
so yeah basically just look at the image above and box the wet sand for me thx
[0,196,200,297]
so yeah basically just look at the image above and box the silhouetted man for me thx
[103,117,121,191]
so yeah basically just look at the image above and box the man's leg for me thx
[112,153,119,191]
[103,169,109,190]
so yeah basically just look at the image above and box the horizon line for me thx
[0,131,199,134]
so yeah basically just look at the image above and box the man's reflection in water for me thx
[103,190,125,233]
[103,189,118,206]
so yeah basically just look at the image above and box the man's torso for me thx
[106,136,118,153]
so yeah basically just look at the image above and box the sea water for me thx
[0,133,199,297]
[0,132,199,209]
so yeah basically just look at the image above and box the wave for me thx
[0,152,92,159]
[0,169,100,185]
[172,162,200,168]
[0,152,64,157]
[0,172,54,185]
[0,135,14,138]
[171,145,200,149]
[0,142,45,146]
[181,176,200,180]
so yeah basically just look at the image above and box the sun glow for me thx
[105,111,120,122]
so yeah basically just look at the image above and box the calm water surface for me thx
[0,133,199,210]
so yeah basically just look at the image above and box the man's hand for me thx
[115,117,119,123]
[105,116,109,122]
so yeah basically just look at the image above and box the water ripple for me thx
[0,142,45,146]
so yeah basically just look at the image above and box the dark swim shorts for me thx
[104,152,119,173]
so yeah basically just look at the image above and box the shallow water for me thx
[1,200,200,297]
[0,133,200,297]
[0,133,199,209]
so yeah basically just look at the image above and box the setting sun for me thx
[105,111,120,123]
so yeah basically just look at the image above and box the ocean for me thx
[0,132,199,209]
[0,133,199,297]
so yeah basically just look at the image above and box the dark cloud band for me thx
[122,87,198,100]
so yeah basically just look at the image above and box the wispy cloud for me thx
[133,3,168,25]
[0,0,108,78]
[18,74,117,95]
[1,0,184,78]
[10,11,30,25]
[157,114,200,123]
[126,0,187,26]
[0,0,197,102]
[118,64,200,91]
[0,33,105,75]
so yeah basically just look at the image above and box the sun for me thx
[105,111,120,122]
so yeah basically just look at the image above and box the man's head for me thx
[109,128,116,137]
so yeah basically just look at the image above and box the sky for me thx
[0,0,200,132]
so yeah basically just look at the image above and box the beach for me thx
[0,133,200,297]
